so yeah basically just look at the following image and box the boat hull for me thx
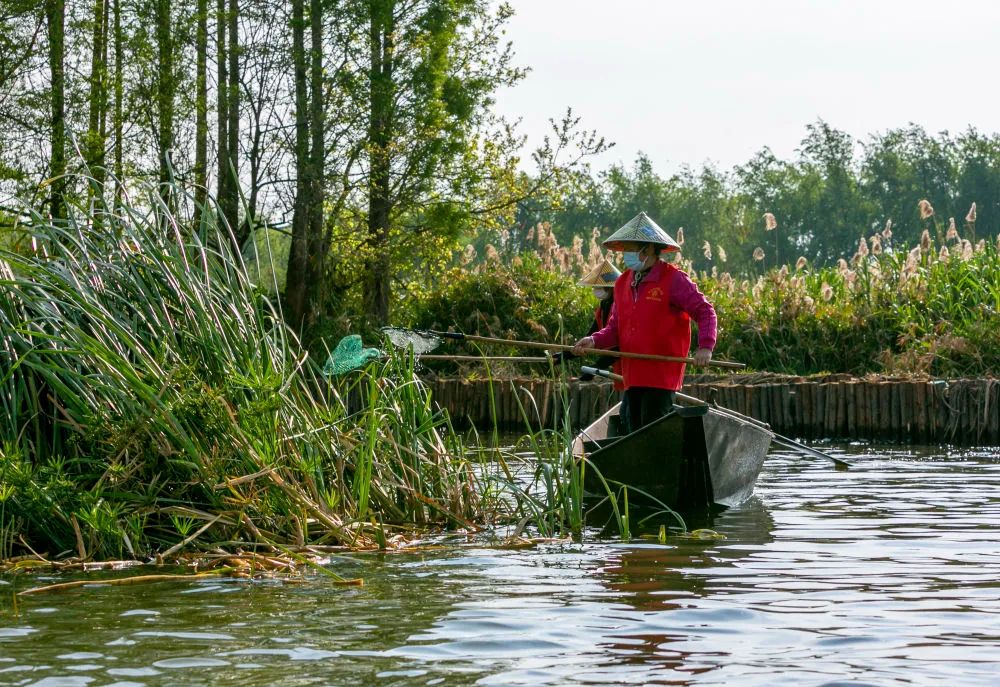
[573,403,773,511]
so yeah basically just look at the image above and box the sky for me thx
[493,0,1000,175]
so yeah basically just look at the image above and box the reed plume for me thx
[946,218,958,241]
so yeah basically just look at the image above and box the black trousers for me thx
[623,387,676,434]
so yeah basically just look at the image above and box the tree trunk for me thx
[365,0,395,326]
[285,0,310,329]
[113,0,122,206]
[216,0,229,224]
[193,0,208,222]
[86,0,107,201]
[247,111,261,224]
[305,0,325,289]
[46,0,66,222]
[155,0,174,205]
[225,0,241,243]
[99,1,108,171]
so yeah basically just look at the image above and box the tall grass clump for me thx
[0,176,506,560]
[476,363,684,542]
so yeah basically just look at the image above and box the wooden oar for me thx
[580,366,851,469]
[383,327,745,370]
[409,355,549,362]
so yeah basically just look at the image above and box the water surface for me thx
[2,445,999,686]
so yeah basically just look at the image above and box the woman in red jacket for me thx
[572,212,717,433]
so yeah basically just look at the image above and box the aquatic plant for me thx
[0,176,507,560]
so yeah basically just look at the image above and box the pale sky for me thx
[494,0,1000,174]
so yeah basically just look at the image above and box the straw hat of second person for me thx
[577,258,622,288]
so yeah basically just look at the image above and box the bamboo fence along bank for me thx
[419,374,1000,445]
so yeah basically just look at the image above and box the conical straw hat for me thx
[601,211,680,252]
[577,258,622,287]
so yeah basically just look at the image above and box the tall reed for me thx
[0,176,501,559]
[697,227,1000,376]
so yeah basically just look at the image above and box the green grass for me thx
[0,176,536,560]
[0,173,660,562]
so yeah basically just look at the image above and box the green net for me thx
[322,335,382,376]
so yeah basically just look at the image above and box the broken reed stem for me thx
[17,571,228,596]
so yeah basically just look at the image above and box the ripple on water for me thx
[150,657,231,669]
[105,667,162,677]
[0,627,38,638]
[134,630,235,641]
[219,646,340,661]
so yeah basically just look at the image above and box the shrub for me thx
[400,254,595,372]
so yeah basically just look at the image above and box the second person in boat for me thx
[571,211,717,434]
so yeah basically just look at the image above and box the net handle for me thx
[416,329,745,369]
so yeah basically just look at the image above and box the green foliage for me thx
[0,175,526,560]
[401,254,595,360]
[415,227,1000,378]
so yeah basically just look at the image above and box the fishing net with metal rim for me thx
[322,335,382,376]
[380,327,442,355]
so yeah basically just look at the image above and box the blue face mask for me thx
[622,251,643,270]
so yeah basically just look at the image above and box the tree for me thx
[112,0,123,197]
[284,0,535,329]
[224,0,241,237]
[85,0,109,199]
[286,0,324,329]
[238,1,292,227]
[216,0,234,231]
[193,0,208,217]
[794,120,872,262]
[46,0,66,221]
[155,0,175,199]
[955,129,1000,241]
[346,0,530,325]
[0,2,44,187]
[860,125,957,249]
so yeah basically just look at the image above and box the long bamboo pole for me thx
[426,330,745,369]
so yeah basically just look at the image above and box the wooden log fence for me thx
[414,374,1000,445]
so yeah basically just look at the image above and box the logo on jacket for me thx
[645,287,663,302]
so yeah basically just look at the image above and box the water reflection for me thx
[592,500,773,609]
[3,446,1000,686]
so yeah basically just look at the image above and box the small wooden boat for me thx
[572,400,773,512]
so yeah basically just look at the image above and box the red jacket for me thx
[592,262,715,391]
